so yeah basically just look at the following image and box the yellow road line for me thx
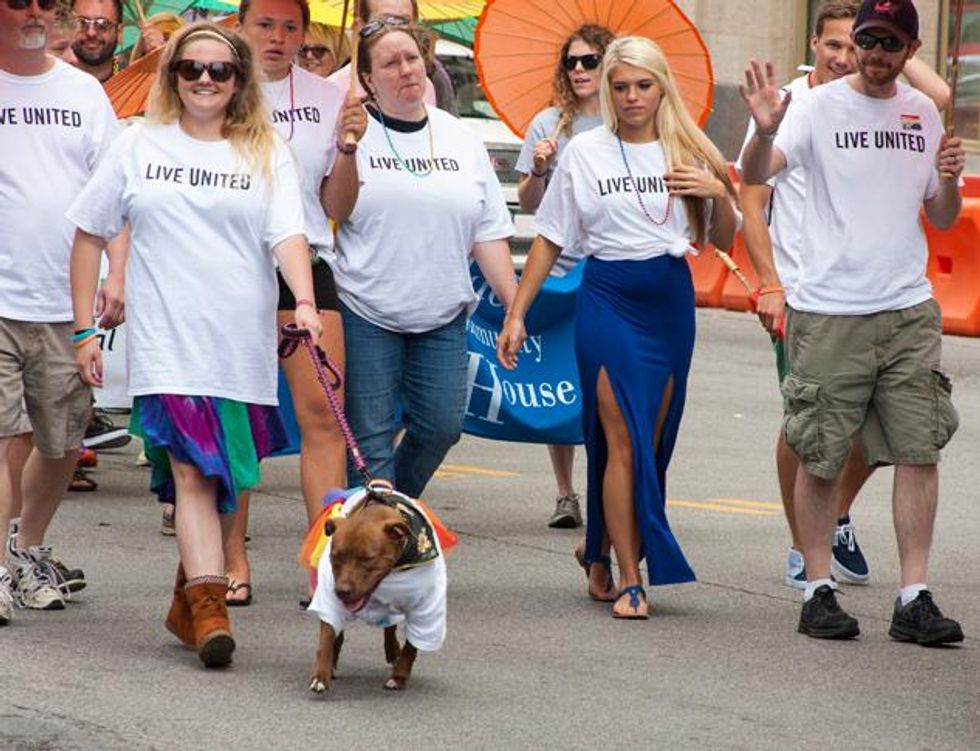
[668,500,778,516]
[435,463,518,478]
[708,498,783,510]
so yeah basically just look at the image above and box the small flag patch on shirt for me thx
[901,114,922,131]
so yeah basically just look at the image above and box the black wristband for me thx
[531,168,548,178]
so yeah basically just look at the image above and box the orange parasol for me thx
[474,0,713,139]
[105,45,164,118]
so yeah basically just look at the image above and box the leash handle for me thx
[279,324,371,483]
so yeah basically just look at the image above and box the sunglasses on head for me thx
[6,0,57,11]
[853,31,907,53]
[76,17,117,32]
[359,14,410,38]
[298,44,330,60]
[171,59,240,83]
[563,53,602,71]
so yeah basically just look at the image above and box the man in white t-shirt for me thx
[0,0,120,623]
[738,0,950,592]
[740,0,965,645]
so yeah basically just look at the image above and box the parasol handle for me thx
[532,115,566,172]
[945,0,965,138]
[713,247,753,292]
[345,17,362,148]
[130,0,146,25]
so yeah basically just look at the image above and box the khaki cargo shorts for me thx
[0,318,93,457]
[781,299,957,480]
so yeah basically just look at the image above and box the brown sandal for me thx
[574,544,617,602]
[226,581,253,607]
[69,468,97,492]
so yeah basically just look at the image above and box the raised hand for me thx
[532,138,558,173]
[738,59,791,137]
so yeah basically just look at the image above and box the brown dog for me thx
[307,489,448,693]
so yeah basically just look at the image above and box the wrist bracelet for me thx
[531,168,548,178]
[757,129,778,142]
[73,334,98,349]
[758,286,784,296]
[73,327,97,342]
[296,298,316,310]
[336,141,357,155]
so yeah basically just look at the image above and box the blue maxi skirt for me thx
[576,255,696,586]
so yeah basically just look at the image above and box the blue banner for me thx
[463,262,584,445]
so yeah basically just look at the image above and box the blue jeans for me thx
[340,303,468,498]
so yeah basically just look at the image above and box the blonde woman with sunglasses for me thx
[68,22,319,668]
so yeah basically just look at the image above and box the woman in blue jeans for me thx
[329,20,516,497]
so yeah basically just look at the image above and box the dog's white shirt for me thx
[307,491,448,652]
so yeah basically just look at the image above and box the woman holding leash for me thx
[224,0,366,608]
[498,37,738,619]
[331,19,517,498]
[68,22,319,667]
[515,24,614,536]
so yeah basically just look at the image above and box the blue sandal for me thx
[612,584,649,620]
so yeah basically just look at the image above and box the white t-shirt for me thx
[261,65,343,259]
[308,491,448,652]
[535,127,709,261]
[334,106,514,333]
[66,122,305,404]
[775,79,941,315]
[516,107,603,276]
[736,74,812,297]
[0,58,120,322]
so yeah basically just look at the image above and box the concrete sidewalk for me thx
[2,309,978,751]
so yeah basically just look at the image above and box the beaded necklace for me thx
[617,132,672,225]
[377,107,434,179]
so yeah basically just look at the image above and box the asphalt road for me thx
[3,308,978,751]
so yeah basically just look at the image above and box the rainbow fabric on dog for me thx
[298,483,459,572]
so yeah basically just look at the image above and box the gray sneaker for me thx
[548,494,583,529]
[0,567,14,625]
[10,547,66,611]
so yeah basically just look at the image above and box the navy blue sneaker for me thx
[785,548,806,590]
[831,518,870,584]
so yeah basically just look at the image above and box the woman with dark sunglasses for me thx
[296,21,340,77]
[514,25,615,560]
[68,22,320,669]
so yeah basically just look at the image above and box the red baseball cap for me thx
[853,0,919,43]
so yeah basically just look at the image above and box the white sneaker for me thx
[784,547,806,590]
[10,546,65,611]
[0,567,14,625]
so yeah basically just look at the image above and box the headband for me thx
[180,29,241,59]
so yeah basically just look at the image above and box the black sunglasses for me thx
[853,31,907,53]
[563,53,602,71]
[298,44,330,60]
[6,0,57,10]
[171,59,240,83]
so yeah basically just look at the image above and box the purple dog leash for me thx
[279,323,371,486]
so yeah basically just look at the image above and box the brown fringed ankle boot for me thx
[164,563,194,647]
[185,577,235,668]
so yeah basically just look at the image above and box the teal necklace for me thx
[376,107,434,179]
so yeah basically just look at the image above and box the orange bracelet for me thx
[758,286,785,296]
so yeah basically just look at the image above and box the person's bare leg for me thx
[892,464,938,588]
[794,469,838,582]
[7,434,31,523]
[547,444,575,498]
[170,455,224,579]
[776,432,801,548]
[15,448,79,549]
[278,309,347,524]
[835,440,875,518]
[223,491,250,602]
[0,437,13,569]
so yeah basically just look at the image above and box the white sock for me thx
[804,578,835,602]
[900,583,927,607]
